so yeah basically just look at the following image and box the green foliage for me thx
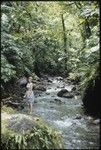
[1,1,100,91]
[66,1,99,91]
[1,106,16,114]
[1,2,35,84]
[1,118,63,149]
[1,54,16,83]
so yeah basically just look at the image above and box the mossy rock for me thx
[82,67,100,118]
[1,105,16,114]
[1,106,64,149]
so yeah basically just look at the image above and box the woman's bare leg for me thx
[28,103,30,114]
[29,102,32,114]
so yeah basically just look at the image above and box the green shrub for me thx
[1,121,63,149]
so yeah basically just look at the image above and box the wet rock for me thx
[18,77,27,87]
[50,106,54,108]
[75,91,80,96]
[92,119,100,125]
[47,82,52,85]
[72,86,76,91]
[1,113,36,133]
[51,95,55,97]
[50,100,54,103]
[48,87,51,89]
[47,79,52,83]
[54,98,62,103]
[62,93,74,98]
[50,99,64,104]
[35,85,46,91]
[57,86,60,88]
[1,110,63,149]
[57,89,74,98]
[57,89,69,97]
[61,85,65,88]
[56,77,63,80]
[57,85,65,88]
[75,115,82,119]
[34,90,42,95]
[86,116,93,120]
[46,92,50,95]
[41,75,48,80]
[66,80,71,84]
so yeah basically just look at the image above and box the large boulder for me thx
[57,89,74,98]
[2,113,36,133]
[62,93,74,98]
[57,89,69,97]
[1,106,64,149]
[82,68,100,118]
[18,77,27,87]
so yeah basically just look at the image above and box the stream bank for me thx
[1,76,100,149]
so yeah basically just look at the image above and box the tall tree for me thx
[61,13,67,71]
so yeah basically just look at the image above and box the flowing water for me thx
[28,77,100,149]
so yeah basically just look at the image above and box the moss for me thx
[1,107,64,149]
[82,66,100,118]
[2,105,16,114]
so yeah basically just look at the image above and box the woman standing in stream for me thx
[24,76,34,114]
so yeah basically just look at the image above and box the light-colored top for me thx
[26,82,33,91]
[24,82,34,102]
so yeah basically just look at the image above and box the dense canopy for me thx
[1,1,99,84]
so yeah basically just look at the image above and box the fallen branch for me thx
[2,97,13,102]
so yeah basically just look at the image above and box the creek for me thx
[24,77,100,149]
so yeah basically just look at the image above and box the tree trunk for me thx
[61,14,67,71]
